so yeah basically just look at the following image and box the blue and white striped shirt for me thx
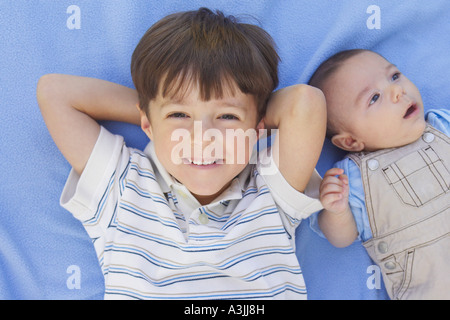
[61,126,323,299]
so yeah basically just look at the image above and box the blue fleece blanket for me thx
[1,0,449,300]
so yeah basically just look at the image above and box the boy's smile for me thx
[139,82,262,205]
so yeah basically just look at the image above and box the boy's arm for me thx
[37,74,139,175]
[319,168,358,247]
[264,84,326,192]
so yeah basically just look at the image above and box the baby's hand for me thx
[319,168,350,215]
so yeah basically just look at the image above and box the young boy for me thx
[37,8,326,299]
[309,49,449,300]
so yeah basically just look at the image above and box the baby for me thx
[309,49,449,300]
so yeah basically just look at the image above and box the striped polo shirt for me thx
[61,126,323,299]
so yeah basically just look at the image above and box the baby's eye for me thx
[168,112,188,118]
[391,72,401,81]
[369,93,380,105]
[219,114,239,120]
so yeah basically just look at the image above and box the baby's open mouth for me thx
[403,104,417,119]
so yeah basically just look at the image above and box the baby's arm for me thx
[264,85,326,192]
[319,168,358,247]
[37,74,139,175]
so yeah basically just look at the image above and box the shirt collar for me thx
[143,141,176,194]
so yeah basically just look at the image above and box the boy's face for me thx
[325,51,426,152]
[140,82,262,205]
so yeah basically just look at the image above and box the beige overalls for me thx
[348,125,449,300]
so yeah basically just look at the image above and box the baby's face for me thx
[325,51,426,151]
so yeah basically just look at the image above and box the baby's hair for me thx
[308,49,370,90]
[308,49,374,137]
[131,7,280,121]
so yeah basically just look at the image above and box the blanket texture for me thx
[1,0,449,299]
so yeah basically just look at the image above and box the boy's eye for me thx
[391,72,401,81]
[219,114,239,120]
[168,112,188,118]
[369,93,380,105]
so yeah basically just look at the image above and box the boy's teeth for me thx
[193,161,214,166]
[191,160,215,165]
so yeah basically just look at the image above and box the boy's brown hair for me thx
[131,7,279,121]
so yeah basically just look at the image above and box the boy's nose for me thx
[191,120,222,148]
[191,120,212,143]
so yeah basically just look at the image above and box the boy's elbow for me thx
[37,74,64,105]
[291,84,326,117]
[37,74,55,106]
[288,84,327,132]
[37,74,56,93]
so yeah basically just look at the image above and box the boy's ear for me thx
[255,118,265,139]
[331,133,365,152]
[137,105,153,140]
[257,117,265,129]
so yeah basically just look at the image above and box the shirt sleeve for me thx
[426,109,450,136]
[256,146,323,221]
[60,126,131,239]
[308,157,373,242]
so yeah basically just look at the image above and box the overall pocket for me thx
[382,146,449,207]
